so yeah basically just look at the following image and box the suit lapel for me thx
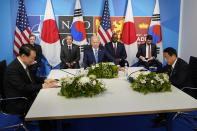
[16,59,32,83]
[110,42,115,55]
[151,44,155,56]
[90,48,96,63]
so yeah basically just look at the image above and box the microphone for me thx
[60,69,76,76]
[127,68,148,78]
[128,76,134,83]
[127,68,148,83]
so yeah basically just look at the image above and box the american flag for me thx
[97,0,112,45]
[14,0,31,56]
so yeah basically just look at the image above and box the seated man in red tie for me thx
[105,33,128,67]
[136,35,162,71]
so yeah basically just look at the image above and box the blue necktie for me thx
[95,49,98,63]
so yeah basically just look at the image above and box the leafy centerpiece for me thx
[131,72,171,94]
[58,75,106,98]
[87,62,118,78]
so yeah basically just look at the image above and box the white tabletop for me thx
[25,68,197,121]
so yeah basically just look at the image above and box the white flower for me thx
[108,62,115,65]
[140,79,146,84]
[95,64,99,67]
[92,65,95,69]
[163,74,169,81]
[92,80,96,85]
[79,76,90,85]
[154,74,160,81]
[61,76,73,84]
[89,75,96,79]
[151,80,154,83]
[160,79,164,84]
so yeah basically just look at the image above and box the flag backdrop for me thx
[121,0,138,66]
[97,0,112,45]
[40,0,61,67]
[14,0,31,56]
[71,0,87,46]
[70,0,87,67]
[148,0,163,63]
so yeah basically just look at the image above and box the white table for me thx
[25,68,197,121]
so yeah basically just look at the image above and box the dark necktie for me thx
[170,66,174,77]
[148,45,151,59]
[26,68,32,82]
[68,46,72,62]
[114,43,117,55]
[68,46,72,53]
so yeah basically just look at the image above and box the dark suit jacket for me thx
[29,44,42,74]
[83,45,116,69]
[136,43,157,59]
[162,58,192,89]
[105,42,127,60]
[3,58,44,114]
[60,44,80,69]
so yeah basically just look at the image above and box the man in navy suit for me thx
[136,35,162,71]
[83,36,117,69]
[105,33,128,67]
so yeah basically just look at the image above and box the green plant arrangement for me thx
[87,62,118,78]
[58,75,106,98]
[131,72,171,94]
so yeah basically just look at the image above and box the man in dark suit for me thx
[3,44,57,130]
[105,33,128,67]
[152,47,193,128]
[136,35,162,71]
[60,34,80,69]
[162,47,192,89]
[83,36,117,69]
[3,44,57,114]
[28,34,42,76]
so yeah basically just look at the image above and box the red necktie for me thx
[148,45,151,59]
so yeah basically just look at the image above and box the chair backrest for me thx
[189,56,197,87]
[0,60,6,98]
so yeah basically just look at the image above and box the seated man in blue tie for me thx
[105,33,128,67]
[83,36,117,69]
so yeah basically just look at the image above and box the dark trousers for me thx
[60,62,80,69]
[137,59,162,72]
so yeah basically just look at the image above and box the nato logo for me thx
[28,15,42,44]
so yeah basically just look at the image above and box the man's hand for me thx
[70,61,76,67]
[44,79,57,84]
[115,58,121,63]
[42,82,57,88]
[140,56,146,61]
[66,63,71,68]
[147,57,154,62]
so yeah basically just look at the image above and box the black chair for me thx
[0,60,30,131]
[172,56,197,130]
